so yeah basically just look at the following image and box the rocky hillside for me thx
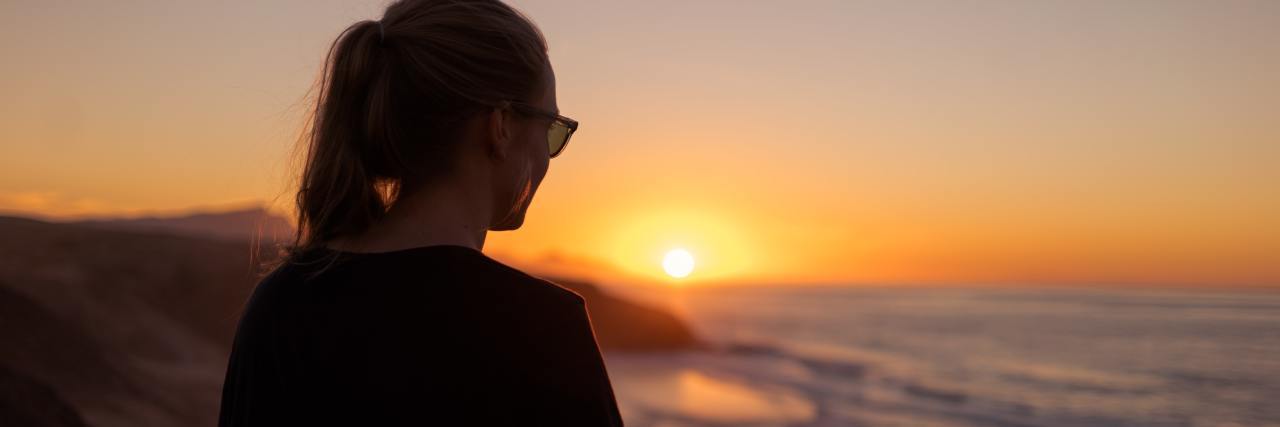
[73,207,295,243]
[0,215,699,426]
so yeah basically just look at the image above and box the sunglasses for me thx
[508,102,578,158]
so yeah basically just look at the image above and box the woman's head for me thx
[294,0,567,253]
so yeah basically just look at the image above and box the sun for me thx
[662,248,696,279]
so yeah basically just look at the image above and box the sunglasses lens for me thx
[547,122,571,157]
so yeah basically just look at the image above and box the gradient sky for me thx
[1,0,1277,287]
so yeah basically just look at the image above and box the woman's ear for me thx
[486,107,514,160]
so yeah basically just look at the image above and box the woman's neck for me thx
[326,180,491,254]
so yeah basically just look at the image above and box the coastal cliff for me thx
[0,213,698,426]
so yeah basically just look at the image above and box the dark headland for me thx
[0,211,699,427]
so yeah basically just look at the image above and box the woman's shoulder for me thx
[464,252,585,306]
[259,244,585,307]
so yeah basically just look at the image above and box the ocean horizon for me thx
[604,286,1280,427]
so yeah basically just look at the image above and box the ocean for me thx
[602,286,1280,427]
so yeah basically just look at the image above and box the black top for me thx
[218,245,624,426]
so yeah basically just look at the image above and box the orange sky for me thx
[1,0,1277,287]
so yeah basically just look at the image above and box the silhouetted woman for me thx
[218,1,621,425]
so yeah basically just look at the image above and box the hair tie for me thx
[376,21,386,43]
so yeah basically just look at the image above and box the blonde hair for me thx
[291,0,548,259]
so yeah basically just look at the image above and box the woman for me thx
[218,0,622,425]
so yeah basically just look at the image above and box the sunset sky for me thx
[1,0,1277,287]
